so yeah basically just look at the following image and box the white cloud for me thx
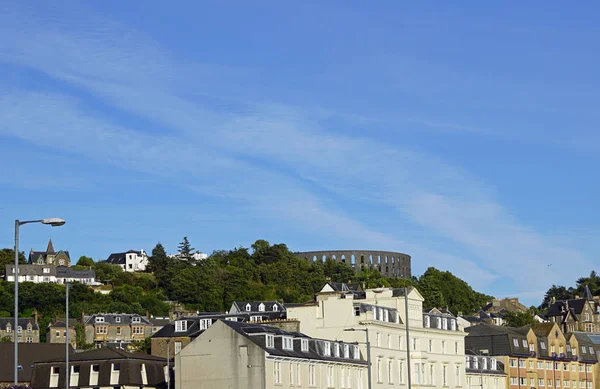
[0,2,594,306]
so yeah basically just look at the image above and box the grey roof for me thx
[48,318,78,329]
[84,313,152,325]
[465,354,506,375]
[0,317,39,331]
[40,346,166,363]
[231,301,286,314]
[222,320,368,365]
[149,317,170,326]
[356,303,402,324]
[106,250,141,265]
[325,282,363,292]
[0,343,73,383]
[465,323,531,357]
[4,264,94,279]
[56,266,95,279]
[584,285,594,301]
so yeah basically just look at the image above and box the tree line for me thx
[0,238,494,341]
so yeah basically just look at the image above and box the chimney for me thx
[33,309,38,324]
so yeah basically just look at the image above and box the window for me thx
[345,366,351,389]
[5,326,10,333]
[116,327,121,335]
[344,344,350,358]
[302,339,309,352]
[274,361,281,384]
[388,359,393,383]
[356,369,362,389]
[115,317,121,323]
[387,334,391,349]
[113,363,120,371]
[17,326,22,333]
[556,379,561,387]
[509,359,516,367]
[425,316,430,328]
[259,303,265,312]
[283,337,294,351]
[323,341,331,356]
[266,334,274,348]
[522,339,528,348]
[530,378,535,386]
[529,360,534,369]
[548,379,553,387]
[412,337,417,351]
[132,316,141,323]
[55,330,59,337]
[334,343,340,357]
[442,340,446,354]
[530,343,536,352]
[429,339,433,352]
[340,366,345,388]
[510,377,517,385]
[95,317,105,323]
[245,303,251,312]
[133,326,144,335]
[541,341,547,350]
[250,315,261,322]
[539,378,545,386]
[442,365,447,386]
[96,326,107,334]
[413,362,419,384]
[174,320,187,332]
[327,366,334,388]
[429,363,434,385]
[199,318,212,330]
[442,318,448,330]
[92,364,99,372]
[52,366,60,375]
[43,267,50,274]
[564,380,569,387]
[353,345,360,359]
[455,342,459,354]
[552,345,556,353]
[272,304,278,311]
[518,360,525,368]
[538,361,543,369]
[519,377,526,385]
[491,359,497,370]
[26,337,32,343]
[547,362,552,370]
[513,338,518,347]
[297,363,302,386]
[174,341,182,354]
[309,365,316,387]
[354,306,360,316]
[456,365,461,386]
[72,365,80,374]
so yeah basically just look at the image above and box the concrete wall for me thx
[295,250,411,279]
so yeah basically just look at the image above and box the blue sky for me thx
[1,1,599,306]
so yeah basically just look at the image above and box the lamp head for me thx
[41,218,66,227]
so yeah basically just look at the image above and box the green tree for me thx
[130,337,152,353]
[177,237,195,261]
[502,311,536,327]
[75,322,93,350]
[76,256,94,267]
[0,248,26,277]
[1,336,11,342]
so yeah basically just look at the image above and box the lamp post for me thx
[14,218,65,385]
[343,328,372,389]
[65,281,69,389]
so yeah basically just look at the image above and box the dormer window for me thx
[436,317,441,328]
[115,317,121,323]
[513,338,518,347]
[43,268,50,274]
[334,343,340,358]
[175,320,188,332]
[245,304,251,312]
[27,324,32,332]
[132,316,141,323]
[17,326,22,333]
[266,334,274,348]
[272,304,278,312]
[522,339,527,348]
[6,325,11,333]
[199,319,212,330]
[344,344,350,358]
[258,303,265,312]
[424,316,430,328]
[541,342,546,350]
[301,339,309,352]
[450,319,456,331]
[283,336,293,350]
[491,359,497,370]
[95,317,105,323]
[353,345,360,359]
[442,318,448,330]
[323,341,331,356]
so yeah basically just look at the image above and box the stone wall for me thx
[295,250,411,279]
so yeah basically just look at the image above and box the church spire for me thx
[46,239,55,254]
[584,284,593,301]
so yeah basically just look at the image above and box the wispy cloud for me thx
[0,1,595,305]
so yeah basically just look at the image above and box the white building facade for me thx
[286,286,467,389]
[4,264,96,285]
[106,249,148,272]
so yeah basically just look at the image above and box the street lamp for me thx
[14,218,66,385]
[344,328,372,389]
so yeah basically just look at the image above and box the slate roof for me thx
[149,317,170,327]
[546,297,598,318]
[231,301,286,314]
[106,250,142,265]
[465,323,531,357]
[48,318,78,329]
[56,266,95,279]
[84,314,152,326]
[28,240,70,264]
[568,332,600,363]
[0,343,73,383]
[41,346,166,363]
[0,317,39,331]
[324,282,363,292]
[222,320,368,365]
